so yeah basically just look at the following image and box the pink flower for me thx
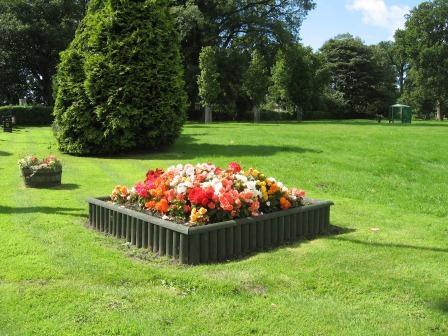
[219,193,234,212]
[292,188,306,198]
[219,190,240,212]
[239,191,254,202]
[221,178,233,192]
[249,200,260,216]
[165,189,176,202]
[135,183,149,198]
[228,162,241,173]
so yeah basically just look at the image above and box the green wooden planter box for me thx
[87,197,333,264]
[21,168,62,188]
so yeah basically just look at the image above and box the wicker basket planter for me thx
[88,197,333,264]
[21,168,62,188]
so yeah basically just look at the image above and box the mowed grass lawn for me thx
[0,120,447,335]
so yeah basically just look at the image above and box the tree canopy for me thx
[197,46,220,122]
[0,0,87,105]
[243,50,269,122]
[320,34,396,117]
[170,0,316,113]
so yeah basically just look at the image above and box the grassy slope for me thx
[0,121,447,335]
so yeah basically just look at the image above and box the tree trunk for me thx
[205,105,212,123]
[436,100,444,121]
[253,105,260,123]
[398,65,405,95]
[296,106,303,122]
[41,73,54,106]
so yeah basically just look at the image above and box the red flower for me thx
[145,168,164,188]
[228,162,241,173]
[188,186,217,208]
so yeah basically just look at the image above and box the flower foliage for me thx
[18,155,62,171]
[110,162,306,226]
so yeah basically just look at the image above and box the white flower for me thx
[176,182,191,194]
[246,181,261,198]
[213,181,223,195]
[170,175,182,187]
[185,164,195,176]
[266,201,271,206]
[235,174,248,183]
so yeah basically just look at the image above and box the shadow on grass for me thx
[96,134,322,160]
[0,150,11,156]
[0,205,87,218]
[307,120,448,128]
[36,183,80,191]
[434,298,448,314]
[124,224,356,266]
[329,236,448,253]
[185,122,286,128]
[12,128,26,133]
[217,224,356,263]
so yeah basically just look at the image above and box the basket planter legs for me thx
[21,168,62,188]
[88,197,333,265]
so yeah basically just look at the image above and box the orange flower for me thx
[155,198,169,213]
[145,200,156,209]
[268,183,278,194]
[119,186,128,197]
[279,197,291,210]
[150,186,164,198]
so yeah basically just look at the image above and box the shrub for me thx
[0,106,53,125]
[53,0,187,155]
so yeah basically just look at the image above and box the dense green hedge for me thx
[53,0,187,155]
[0,106,53,125]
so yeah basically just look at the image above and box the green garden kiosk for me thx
[389,104,412,124]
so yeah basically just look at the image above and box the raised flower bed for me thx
[88,163,333,264]
[18,155,62,188]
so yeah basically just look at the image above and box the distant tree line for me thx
[395,0,448,120]
[0,0,446,120]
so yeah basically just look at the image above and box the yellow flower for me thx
[190,207,208,224]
